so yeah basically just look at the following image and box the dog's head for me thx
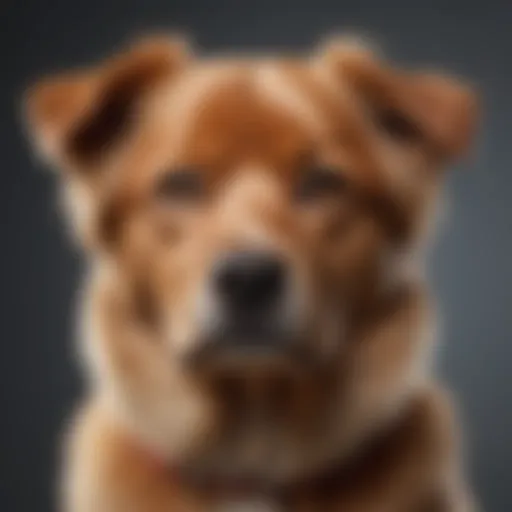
[25,36,476,463]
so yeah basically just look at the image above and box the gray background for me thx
[1,1,510,510]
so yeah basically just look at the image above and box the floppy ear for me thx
[23,36,190,250]
[24,36,190,172]
[317,38,478,164]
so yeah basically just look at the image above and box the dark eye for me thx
[294,166,347,203]
[154,168,204,202]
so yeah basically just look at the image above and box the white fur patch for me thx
[216,167,280,247]
[255,63,325,136]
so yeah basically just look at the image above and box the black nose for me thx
[213,251,286,313]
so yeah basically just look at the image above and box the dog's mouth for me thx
[185,320,314,376]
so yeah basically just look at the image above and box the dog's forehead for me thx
[113,57,384,204]
[142,58,358,167]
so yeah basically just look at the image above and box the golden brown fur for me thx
[25,35,478,511]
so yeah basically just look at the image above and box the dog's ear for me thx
[24,36,190,172]
[24,36,191,250]
[316,37,478,164]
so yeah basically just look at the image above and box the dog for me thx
[25,34,478,511]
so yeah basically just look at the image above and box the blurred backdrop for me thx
[1,1,510,510]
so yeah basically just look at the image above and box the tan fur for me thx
[25,35,478,511]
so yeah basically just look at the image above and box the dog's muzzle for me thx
[188,250,308,370]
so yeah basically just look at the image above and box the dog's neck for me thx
[84,266,433,485]
[116,381,439,507]
[179,368,340,483]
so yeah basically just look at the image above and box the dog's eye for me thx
[154,168,204,202]
[294,166,346,203]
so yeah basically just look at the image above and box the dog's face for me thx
[25,37,476,385]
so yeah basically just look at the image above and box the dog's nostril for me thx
[214,251,286,311]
